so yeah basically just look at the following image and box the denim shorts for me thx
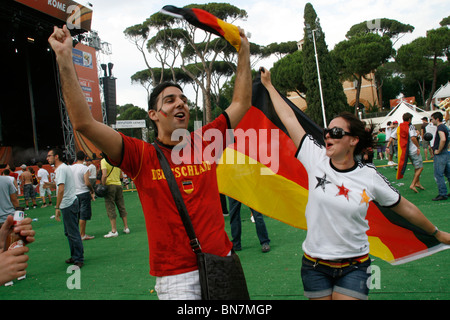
[301,255,371,300]
[76,191,92,221]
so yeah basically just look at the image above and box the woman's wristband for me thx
[431,226,439,236]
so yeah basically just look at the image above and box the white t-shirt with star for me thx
[296,135,401,260]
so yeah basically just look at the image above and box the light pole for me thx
[311,29,327,128]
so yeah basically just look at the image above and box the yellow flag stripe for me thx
[217,19,241,52]
[368,236,395,262]
[217,148,308,229]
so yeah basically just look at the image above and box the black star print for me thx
[315,174,332,192]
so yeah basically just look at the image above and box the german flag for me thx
[396,122,410,180]
[217,76,449,264]
[160,5,241,52]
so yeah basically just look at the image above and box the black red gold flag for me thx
[160,5,241,51]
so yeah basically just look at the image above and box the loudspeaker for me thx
[102,77,116,126]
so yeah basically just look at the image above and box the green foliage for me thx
[440,15,450,27]
[333,33,393,79]
[271,50,306,97]
[302,3,348,127]
[185,2,247,21]
[116,104,150,140]
[264,41,299,60]
[396,37,432,82]
[375,62,403,109]
[333,33,393,113]
[346,18,414,40]
[123,23,149,38]
[395,26,450,108]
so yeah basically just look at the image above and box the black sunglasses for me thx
[323,127,352,139]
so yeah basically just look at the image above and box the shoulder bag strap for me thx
[152,143,202,254]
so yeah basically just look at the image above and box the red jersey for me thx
[111,114,233,276]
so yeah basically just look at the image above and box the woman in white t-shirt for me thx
[260,68,450,300]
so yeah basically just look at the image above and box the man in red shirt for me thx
[49,24,251,299]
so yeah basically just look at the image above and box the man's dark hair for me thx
[51,148,65,162]
[402,112,413,122]
[76,150,86,161]
[431,111,443,122]
[148,82,183,111]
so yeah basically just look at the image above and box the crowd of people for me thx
[0,149,133,284]
[367,113,450,200]
[0,23,449,299]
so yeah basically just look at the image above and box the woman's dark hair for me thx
[147,82,183,136]
[336,112,374,156]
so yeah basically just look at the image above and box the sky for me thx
[86,0,450,109]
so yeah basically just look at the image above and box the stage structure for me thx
[0,0,114,166]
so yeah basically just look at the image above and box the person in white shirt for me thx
[37,162,52,207]
[385,121,398,165]
[261,67,450,300]
[71,151,95,241]
[401,113,424,193]
[45,148,84,268]
[86,158,97,192]
[425,121,437,147]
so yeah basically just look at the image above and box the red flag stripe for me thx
[191,8,224,37]
[233,106,308,188]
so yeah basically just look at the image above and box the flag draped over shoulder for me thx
[217,76,449,265]
[396,122,410,180]
[160,5,241,52]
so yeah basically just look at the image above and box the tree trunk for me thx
[426,54,438,110]
[354,75,362,115]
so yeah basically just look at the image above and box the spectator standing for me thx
[420,117,433,160]
[386,121,398,166]
[20,167,37,210]
[430,112,450,201]
[228,197,271,253]
[45,148,84,268]
[71,151,95,240]
[101,158,130,238]
[86,158,97,195]
[37,162,53,207]
[376,128,386,160]
[0,175,19,225]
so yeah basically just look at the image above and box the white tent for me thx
[370,100,436,129]
[433,82,450,102]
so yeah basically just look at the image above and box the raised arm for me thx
[224,28,252,129]
[260,68,305,148]
[392,196,450,245]
[48,26,122,163]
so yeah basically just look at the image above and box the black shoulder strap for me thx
[152,143,202,254]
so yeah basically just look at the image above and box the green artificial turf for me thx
[0,156,448,300]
